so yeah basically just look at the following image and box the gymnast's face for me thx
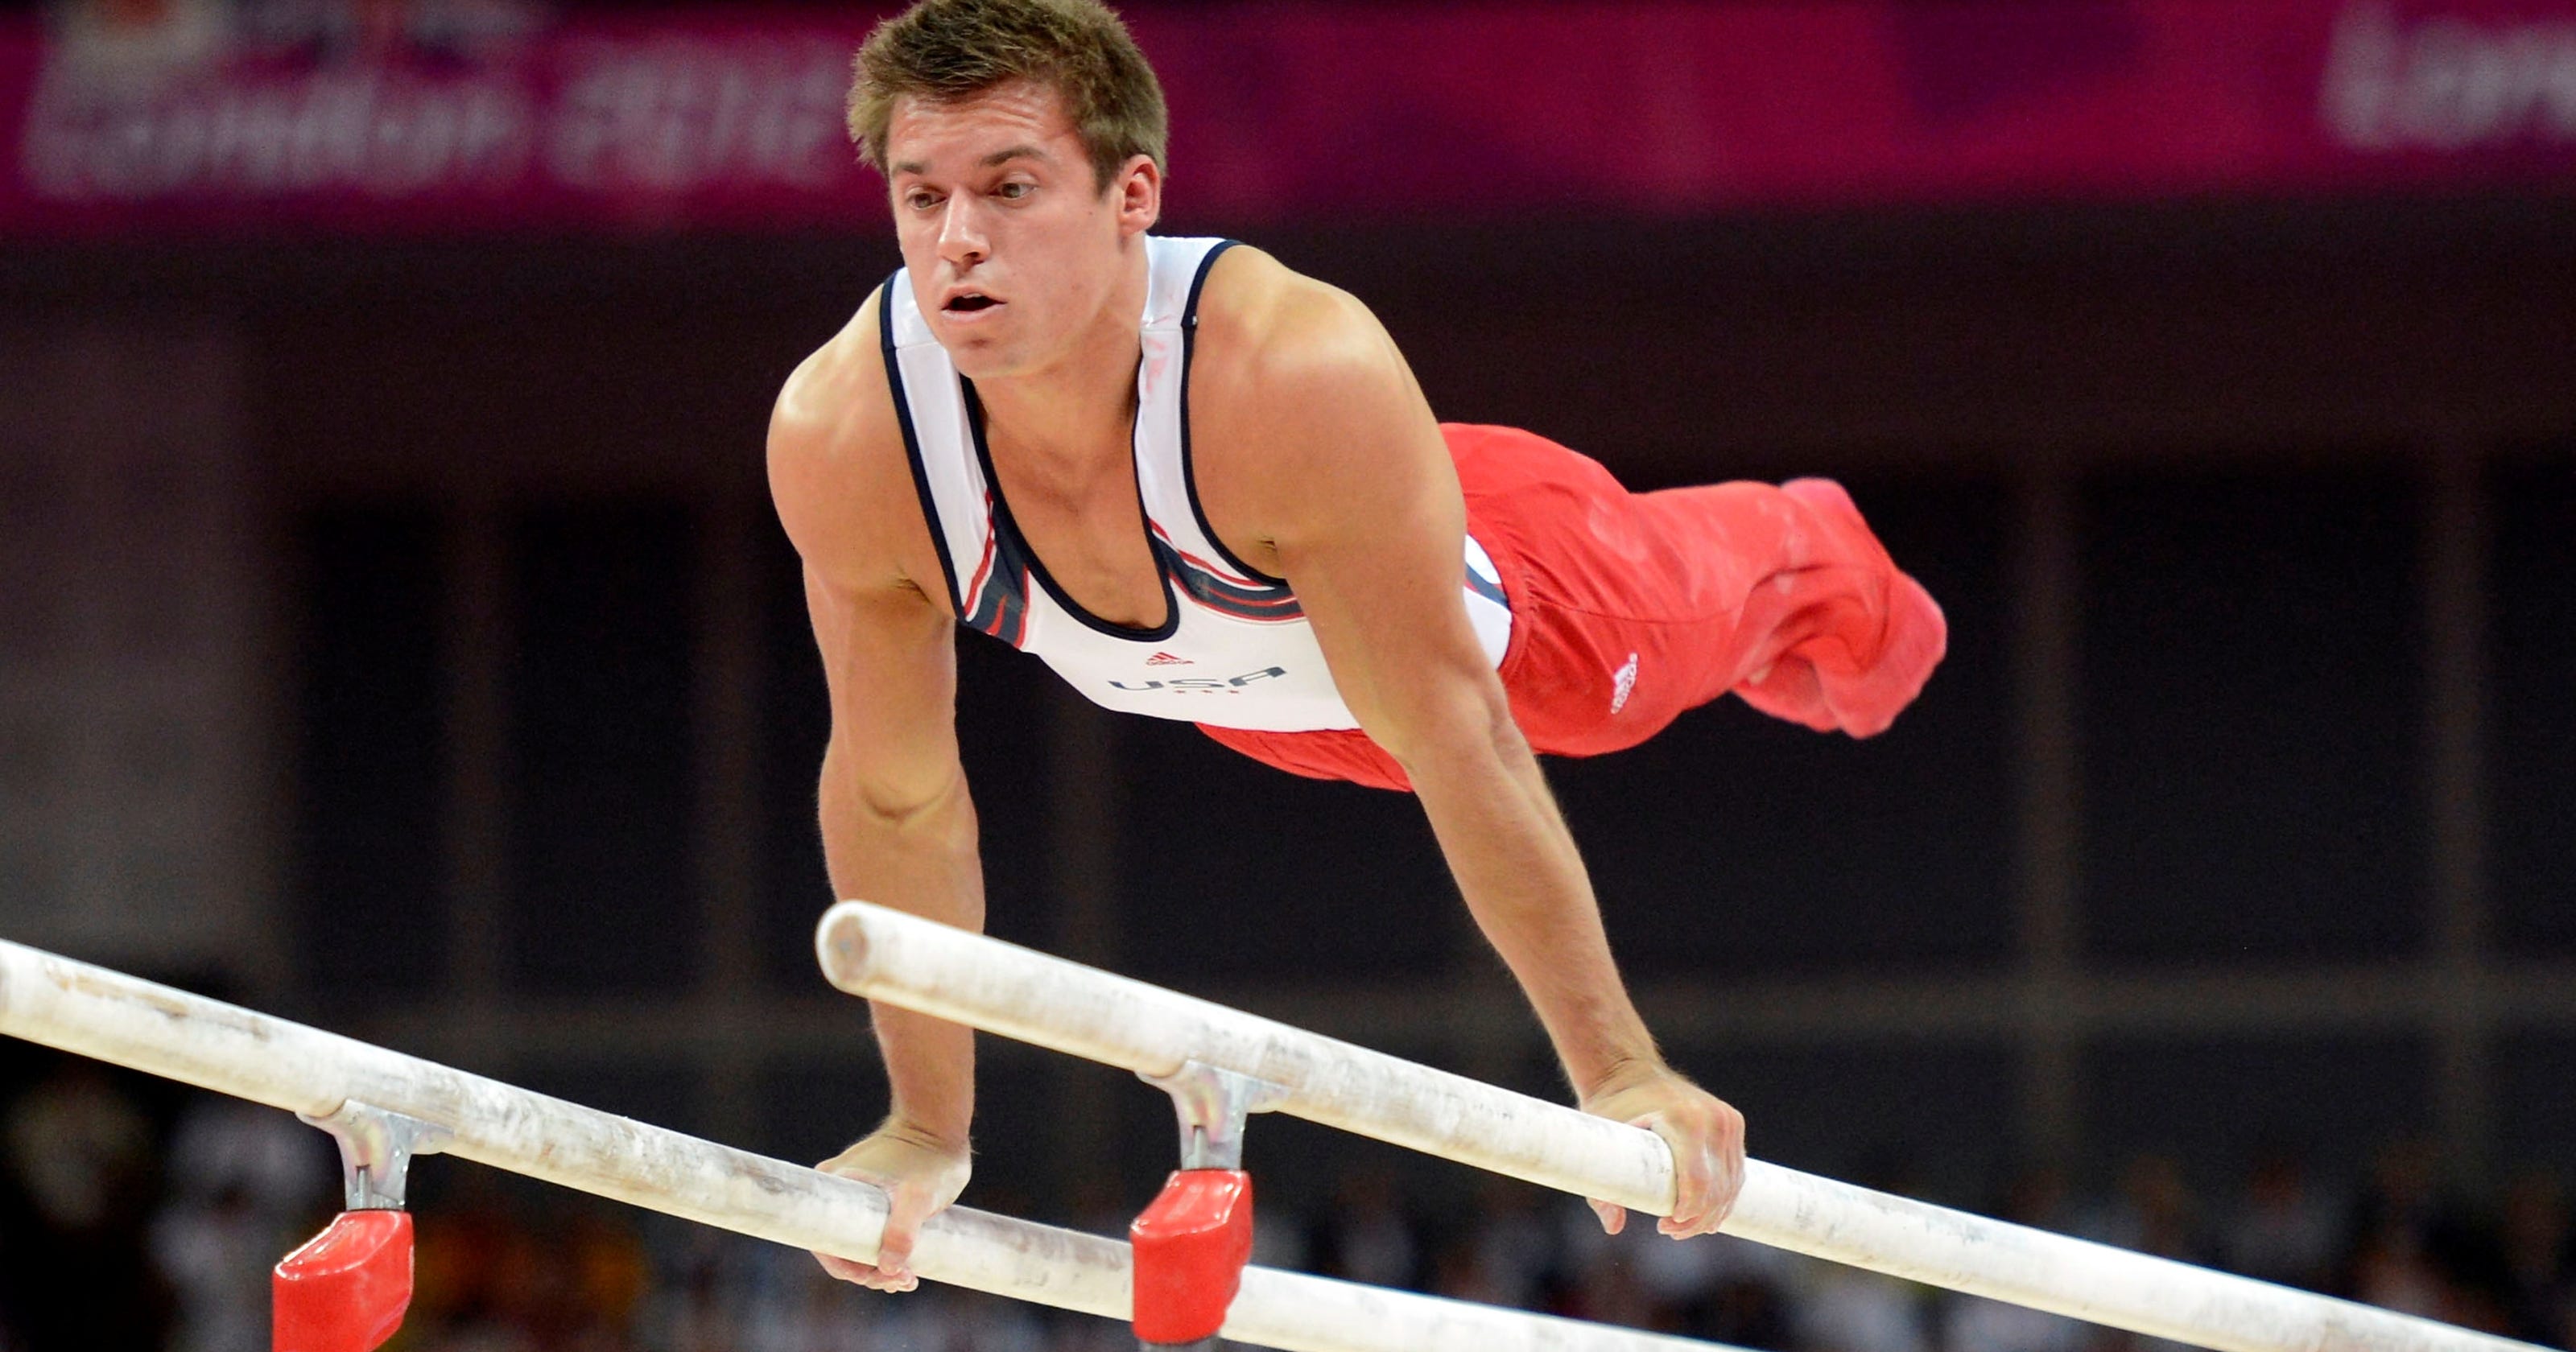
[883,80,1160,381]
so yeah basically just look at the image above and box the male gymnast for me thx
[767,0,1947,1293]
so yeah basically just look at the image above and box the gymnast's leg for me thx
[1445,422,1947,758]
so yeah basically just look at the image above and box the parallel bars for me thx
[815,899,2541,1352]
[0,936,1731,1352]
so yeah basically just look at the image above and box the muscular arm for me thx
[803,564,980,1146]
[1230,292,1653,1093]
[1200,258,1740,1235]
[768,305,981,1286]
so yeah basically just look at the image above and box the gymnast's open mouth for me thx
[943,291,1001,314]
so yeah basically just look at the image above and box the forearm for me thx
[1400,702,1661,1097]
[819,739,985,1147]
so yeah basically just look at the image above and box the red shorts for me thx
[1198,424,1947,792]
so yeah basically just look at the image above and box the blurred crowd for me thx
[0,1061,2569,1352]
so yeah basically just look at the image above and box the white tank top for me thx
[880,235,1513,733]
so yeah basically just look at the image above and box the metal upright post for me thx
[276,1102,450,1352]
[1131,1060,1288,1350]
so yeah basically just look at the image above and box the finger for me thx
[1666,1155,1720,1236]
[1636,1115,1717,1237]
[816,1254,871,1287]
[873,1235,916,1285]
[1672,1159,1740,1235]
[1664,1203,1724,1239]
[1659,1195,1716,1239]
[1590,1198,1625,1235]
[871,1220,918,1283]
[1707,1158,1743,1230]
[1686,1153,1737,1235]
[863,1263,919,1293]
[816,1251,914,1292]
[1710,1107,1748,1229]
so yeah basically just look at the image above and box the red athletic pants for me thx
[1198,424,1947,792]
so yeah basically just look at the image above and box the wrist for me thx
[881,1111,972,1157]
[1573,1049,1672,1106]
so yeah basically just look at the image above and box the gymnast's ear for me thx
[1112,154,1162,236]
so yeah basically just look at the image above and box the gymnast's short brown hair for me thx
[848,0,1169,195]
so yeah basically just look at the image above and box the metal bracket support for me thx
[299,1101,450,1211]
[1139,1061,1287,1171]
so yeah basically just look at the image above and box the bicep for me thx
[808,566,963,814]
[1265,377,1509,766]
[766,328,964,810]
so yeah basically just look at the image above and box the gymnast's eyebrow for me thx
[889,146,1051,178]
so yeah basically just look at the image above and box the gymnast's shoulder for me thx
[1189,244,1425,507]
[1191,244,1402,394]
[766,288,921,592]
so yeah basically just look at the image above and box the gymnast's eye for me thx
[905,189,942,211]
[993,181,1034,201]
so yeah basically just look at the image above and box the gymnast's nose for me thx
[937,197,990,271]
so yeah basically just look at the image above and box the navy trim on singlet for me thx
[1174,241,1296,591]
[1162,538,1305,621]
[957,523,1035,646]
[877,274,966,619]
[960,380,1183,644]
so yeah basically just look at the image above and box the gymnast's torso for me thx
[873,234,1512,734]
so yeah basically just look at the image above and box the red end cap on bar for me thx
[1129,1169,1256,1345]
[274,1210,415,1352]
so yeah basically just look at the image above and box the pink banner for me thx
[4,0,2573,238]
[0,7,894,236]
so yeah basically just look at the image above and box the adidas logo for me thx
[1145,651,1193,667]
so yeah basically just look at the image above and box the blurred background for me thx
[1,0,2572,1348]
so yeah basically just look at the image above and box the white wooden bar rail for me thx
[0,938,1726,1352]
[816,900,2542,1352]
